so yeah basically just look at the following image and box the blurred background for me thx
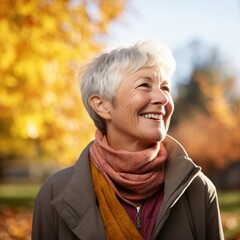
[0,0,239,239]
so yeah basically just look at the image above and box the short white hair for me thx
[80,39,176,133]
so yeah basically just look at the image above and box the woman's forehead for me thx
[122,66,170,83]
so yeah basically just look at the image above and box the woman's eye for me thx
[161,85,171,92]
[138,83,150,88]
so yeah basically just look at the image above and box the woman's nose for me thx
[151,88,168,105]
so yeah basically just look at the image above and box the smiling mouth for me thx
[140,113,163,120]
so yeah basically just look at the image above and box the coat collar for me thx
[152,135,201,239]
[51,143,107,240]
[163,135,201,203]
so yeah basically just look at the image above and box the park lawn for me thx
[0,183,40,208]
[218,190,240,239]
[0,183,239,239]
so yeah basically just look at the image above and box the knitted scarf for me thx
[90,130,167,205]
[90,160,143,240]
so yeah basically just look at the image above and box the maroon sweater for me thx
[120,189,164,240]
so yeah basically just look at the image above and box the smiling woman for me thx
[32,39,224,240]
[97,66,174,152]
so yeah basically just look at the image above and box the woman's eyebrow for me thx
[161,80,170,85]
[133,75,152,83]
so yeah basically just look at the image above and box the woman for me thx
[32,39,224,240]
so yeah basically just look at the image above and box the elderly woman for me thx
[32,40,224,240]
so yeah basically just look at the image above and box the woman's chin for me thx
[142,132,167,145]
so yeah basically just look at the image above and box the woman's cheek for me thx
[167,95,174,116]
[164,96,174,128]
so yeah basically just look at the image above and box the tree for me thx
[0,0,127,169]
[170,40,240,173]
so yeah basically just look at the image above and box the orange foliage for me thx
[0,0,127,166]
[172,112,239,170]
[0,206,32,240]
[172,70,240,171]
[194,71,238,129]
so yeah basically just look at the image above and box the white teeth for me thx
[141,114,163,120]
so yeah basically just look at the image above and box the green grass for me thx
[0,183,40,208]
[218,190,240,212]
[218,191,240,239]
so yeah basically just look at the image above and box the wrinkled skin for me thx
[105,66,174,152]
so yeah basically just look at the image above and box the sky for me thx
[107,0,240,85]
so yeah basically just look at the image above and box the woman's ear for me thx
[88,95,112,120]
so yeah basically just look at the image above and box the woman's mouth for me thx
[140,113,163,120]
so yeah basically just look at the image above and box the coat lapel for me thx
[151,135,201,239]
[51,143,107,240]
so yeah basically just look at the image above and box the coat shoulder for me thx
[192,171,216,192]
[187,171,217,205]
[37,165,75,200]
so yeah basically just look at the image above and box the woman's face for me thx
[106,66,174,151]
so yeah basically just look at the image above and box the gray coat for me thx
[32,135,224,240]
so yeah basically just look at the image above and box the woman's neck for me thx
[105,132,154,152]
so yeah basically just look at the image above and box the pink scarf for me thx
[90,130,167,205]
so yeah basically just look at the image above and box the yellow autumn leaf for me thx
[0,0,128,166]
